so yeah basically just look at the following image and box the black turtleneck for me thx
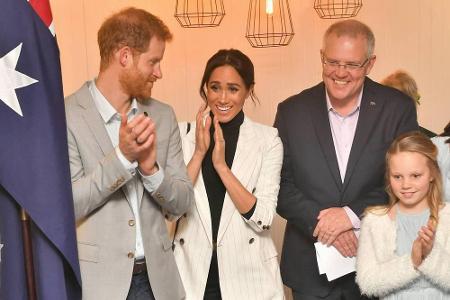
[202,110,244,299]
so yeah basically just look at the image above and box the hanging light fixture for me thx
[314,0,363,19]
[246,0,295,48]
[174,0,225,28]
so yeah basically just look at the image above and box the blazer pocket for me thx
[78,241,99,263]
[262,241,278,262]
[160,235,173,251]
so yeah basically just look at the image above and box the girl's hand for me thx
[419,220,436,259]
[411,237,423,268]
[193,104,211,159]
[212,116,227,172]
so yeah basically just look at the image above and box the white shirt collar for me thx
[89,80,138,123]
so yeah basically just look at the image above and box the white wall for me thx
[51,0,449,132]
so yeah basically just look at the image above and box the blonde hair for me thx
[375,131,443,225]
[381,70,420,106]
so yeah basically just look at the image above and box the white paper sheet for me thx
[314,231,359,281]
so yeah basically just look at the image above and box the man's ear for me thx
[116,46,133,67]
[365,55,377,75]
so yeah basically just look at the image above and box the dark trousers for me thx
[292,287,373,300]
[126,271,155,300]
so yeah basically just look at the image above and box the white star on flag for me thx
[0,43,38,117]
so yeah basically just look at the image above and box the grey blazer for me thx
[65,82,193,300]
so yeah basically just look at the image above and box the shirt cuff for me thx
[343,206,361,229]
[139,163,164,192]
[115,147,137,174]
[241,201,257,220]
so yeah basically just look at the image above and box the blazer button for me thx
[127,252,134,259]
[179,238,185,245]
[262,225,267,230]
[266,225,271,230]
[257,220,262,225]
[128,220,135,226]
[249,238,255,244]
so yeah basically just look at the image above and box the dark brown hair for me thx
[199,49,258,103]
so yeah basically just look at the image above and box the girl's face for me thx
[389,151,433,213]
[206,65,250,123]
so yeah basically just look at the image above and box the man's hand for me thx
[119,113,157,174]
[332,230,358,257]
[313,207,353,245]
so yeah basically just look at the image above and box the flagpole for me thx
[20,208,37,300]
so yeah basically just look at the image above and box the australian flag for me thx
[0,0,81,299]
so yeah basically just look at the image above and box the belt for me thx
[132,259,147,275]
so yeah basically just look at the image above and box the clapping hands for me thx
[193,104,212,159]
[412,219,436,268]
[118,112,158,175]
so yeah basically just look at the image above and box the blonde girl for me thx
[356,131,450,299]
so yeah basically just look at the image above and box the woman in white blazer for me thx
[173,49,284,300]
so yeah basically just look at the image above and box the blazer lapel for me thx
[76,83,132,206]
[343,79,384,191]
[77,84,115,157]
[217,118,258,244]
[185,126,214,245]
[310,85,342,191]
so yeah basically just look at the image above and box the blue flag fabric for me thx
[0,0,81,299]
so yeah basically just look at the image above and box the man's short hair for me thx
[98,7,173,71]
[323,19,375,58]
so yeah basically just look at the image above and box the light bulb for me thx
[266,0,274,15]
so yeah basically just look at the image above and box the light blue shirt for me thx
[432,136,450,202]
[89,80,164,259]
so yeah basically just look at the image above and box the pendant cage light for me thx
[246,0,295,48]
[174,0,225,28]
[314,0,363,19]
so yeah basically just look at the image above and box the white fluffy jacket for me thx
[356,204,450,297]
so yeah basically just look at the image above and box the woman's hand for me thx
[212,116,228,173]
[193,104,211,159]
[186,104,211,184]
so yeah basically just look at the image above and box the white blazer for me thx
[174,117,285,300]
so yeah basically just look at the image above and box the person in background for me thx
[173,49,285,299]
[432,121,450,202]
[65,7,193,300]
[356,131,450,299]
[381,70,436,137]
[274,19,418,299]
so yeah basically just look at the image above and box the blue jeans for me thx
[127,271,155,300]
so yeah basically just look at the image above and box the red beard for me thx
[119,66,154,101]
